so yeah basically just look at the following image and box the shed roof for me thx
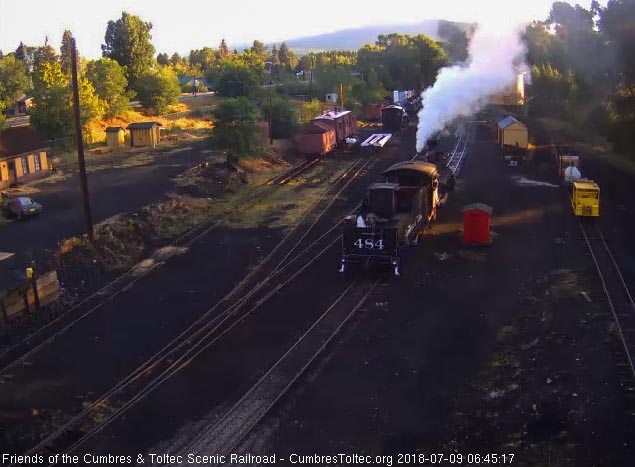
[462,203,493,214]
[382,160,439,179]
[16,95,33,103]
[0,127,48,159]
[105,126,125,133]
[127,122,161,130]
[301,121,333,134]
[497,116,526,129]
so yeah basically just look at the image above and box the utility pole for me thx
[70,38,94,242]
[268,87,273,145]
[309,58,314,101]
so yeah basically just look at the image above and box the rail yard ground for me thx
[0,119,634,466]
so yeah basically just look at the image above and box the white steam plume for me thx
[415,20,527,152]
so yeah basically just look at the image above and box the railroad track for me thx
[579,220,635,384]
[265,158,320,185]
[17,157,373,461]
[175,277,382,465]
[444,130,470,175]
[0,156,351,377]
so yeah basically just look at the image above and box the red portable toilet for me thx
[462,203,493,245]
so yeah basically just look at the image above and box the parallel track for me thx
[19,157,373,460]
[0,155,337,377]
[177,278,382,465]
[579,220,635,381]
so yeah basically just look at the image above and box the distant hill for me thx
[280,20,443,54]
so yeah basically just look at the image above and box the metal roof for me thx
[301,121,333,134]
[462,203,493,214]
[369,182,399,190]
[573,179,600,190]
[313,110,351,121]
[382,160,439,179]
[497,116,526,129]
[105,126,125,133]
[127,122,161,130]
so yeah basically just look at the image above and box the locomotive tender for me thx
[340,160,454,276]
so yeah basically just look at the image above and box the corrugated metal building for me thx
[127,122,161,148]
[497,116,528,149]
[0,127,50,189]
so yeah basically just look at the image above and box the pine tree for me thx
[219,39,230,58]
[60,30,74,77]
[15,42,26,61]
[270,44,280,77]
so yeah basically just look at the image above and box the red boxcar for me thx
[297,121,337,156]
[312,110,357,144]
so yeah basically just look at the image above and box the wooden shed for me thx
[497,116,528,149]
[105,127,126,149]
[127,122,161,148]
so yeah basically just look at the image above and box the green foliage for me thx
[102,11,155,88]
[251,40,268,60]
[357,34,448,91]
[30,61,73,137]
[278,42,298,72]
[0,55,30,110]
[157,53,169,66]
[30,60,105,139]
[135,66,180,114]
[211,97,261,155]
[189,47,216,72]
[218,39,230,59]
[0,113,6,130]
[261,98,298,139]
[437,20,472,63]
[86,58,133,117]
[60,30,74,77]
[302,98,322,122]
[212,60,261,98]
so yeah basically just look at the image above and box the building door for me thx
[7,161,17,184]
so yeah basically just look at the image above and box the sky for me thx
[0,0,601,58]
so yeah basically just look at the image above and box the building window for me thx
[34,154,41,171]
[21,156,29,175]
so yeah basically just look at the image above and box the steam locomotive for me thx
[340,159,454,276]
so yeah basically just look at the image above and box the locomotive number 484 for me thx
[354,239,385,250]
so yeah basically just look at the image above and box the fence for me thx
[0,271,60,325]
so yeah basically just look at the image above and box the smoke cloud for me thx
[415,20,527,152]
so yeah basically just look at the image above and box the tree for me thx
[189,47,216,72]
[213,60,260,98]
[30,61,73,136]
[218,39,230,59]
[86,58,133,117]
[251,40,268,59]
[60,30,74,76]
[278,42,297,72]
[30,60,105,139]
[157,52,169,66]
[270,44,280,77]
[437,20,471,63]
[0,55,30,110]
[302,98,322,122]
[15,42,27,61]
[211,97,261,155]
[102,11,155,88]
[135,65,180,114]
[261,98,298,139]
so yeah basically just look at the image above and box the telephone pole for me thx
[268,87,273,145]
[70,38,94,242]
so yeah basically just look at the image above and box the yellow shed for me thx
[105,127,126,148]
[497,116,528,149]
[127,122,162,148]
[0,127,50,189]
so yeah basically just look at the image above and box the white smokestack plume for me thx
[415,20,527,152]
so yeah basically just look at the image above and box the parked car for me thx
[2,196,43,219]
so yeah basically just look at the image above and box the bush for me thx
[211,97,261,155]
[135,66,181,114]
